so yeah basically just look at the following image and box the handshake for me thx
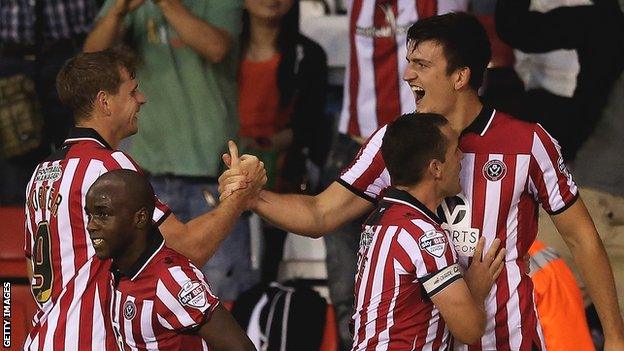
[217,140,268,209]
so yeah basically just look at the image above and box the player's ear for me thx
[454,66,470,90]
[135,207,149,229]
[95,90,111,116]
[430,159,443,180]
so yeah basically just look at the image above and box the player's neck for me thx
[75,120,121,149]
[400,182,441,214]
[114,233,149,275]
[445,91,483,134]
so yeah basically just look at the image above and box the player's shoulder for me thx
[492,110,540,134]
[151,247,201,278]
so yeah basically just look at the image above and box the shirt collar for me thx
[63,127,113,150]
[461,105,496,137]
[381,188,443,225]
[111,228,165,282]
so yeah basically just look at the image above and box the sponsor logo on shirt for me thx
[356,4,413,38]
[482,159,507,182]
[438,194,480,257]
[178,281,207,309]
[35,165,62,182]
[418,230,447,258]
[123,300,136,320]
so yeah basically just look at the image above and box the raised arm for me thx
[156,0,233,63]
[253,182,374,238]
[551,199,624,350]
[160,143,266,267]
[83,0,142,52]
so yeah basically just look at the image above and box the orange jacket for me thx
[529,240,595,351]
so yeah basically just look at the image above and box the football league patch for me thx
[418,230,447,258]
[178,280,208,309]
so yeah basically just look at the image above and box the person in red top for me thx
[24,48,265,350]
[220,12,624,351]
[352,113,505,350]
[85,169,254,350]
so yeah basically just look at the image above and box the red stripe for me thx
[78,261,109,350]
[431,315,446,351]
[373,0,401,128]
[517,191,539,350]
[493,155,516,351]
[348,0,363,137]
[533,126,573,203]
[528,155,552,213]
[467,153,489,351]
[357,226,388,348]
[352,148,385,195]
[413,306,433,350]
[367,237,397,348]
[417,0,438,18]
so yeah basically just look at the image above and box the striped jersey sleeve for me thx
[154,264,219,332]
[528,124,579,215]
[338,125,391,201]
[397,219,460,297]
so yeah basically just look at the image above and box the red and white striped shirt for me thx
[352,188,461,351]
[23,128,171,351]
[338,0,469,138]
[109,232,218,351]
[340,107,578,350]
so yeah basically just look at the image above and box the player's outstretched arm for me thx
[219,141,374,238]
[551,198,624,350]
[432,238,505,344]
[160,141,267,266]
[197,304,256,351]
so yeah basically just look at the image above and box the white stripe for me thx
[123,296,139,350]
[458,153,475,269]
[362,226,398,348]
[58,159,78,286]
[111,151,138,171]
[531,131,566,211]
[82,159,105,260]
[506,155,530,350]
[480,109,497,137]
[63,137,106,148]
[338,48,352,135]
[153,206,166,223]
[341,126,387,196]
[355,1,377,138]
[43,292,62,348]
[397,229,427,277]
[374,264,401,351]
[92,284,106,351]
[352,225,383,348]
[157,314,174,330]
[140,300,159,349]
[396,0,417,115]
[113,290,123,347]
[423,308,440,351]
[156,279,196,328]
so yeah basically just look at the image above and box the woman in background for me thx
[238,0,329,282]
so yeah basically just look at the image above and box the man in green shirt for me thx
[84,0,257,300]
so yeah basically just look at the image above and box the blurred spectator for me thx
[238,0,329,282]
[529,240,596,351]
[323,1,468,349]
[0,0,98,204]
[84,0,257,301]
[495,0,624,160]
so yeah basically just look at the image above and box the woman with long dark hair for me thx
[238,0,329,282]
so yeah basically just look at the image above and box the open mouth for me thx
[91,238,104,248]
[412,85,425,104]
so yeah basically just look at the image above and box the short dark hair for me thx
[94,169,155,219]
[381,113,449,186]
[57,46,138,121]
[407,12,491,89]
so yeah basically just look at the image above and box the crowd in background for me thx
[1,0,623,350]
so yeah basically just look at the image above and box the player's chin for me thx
[93,246,111,260]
